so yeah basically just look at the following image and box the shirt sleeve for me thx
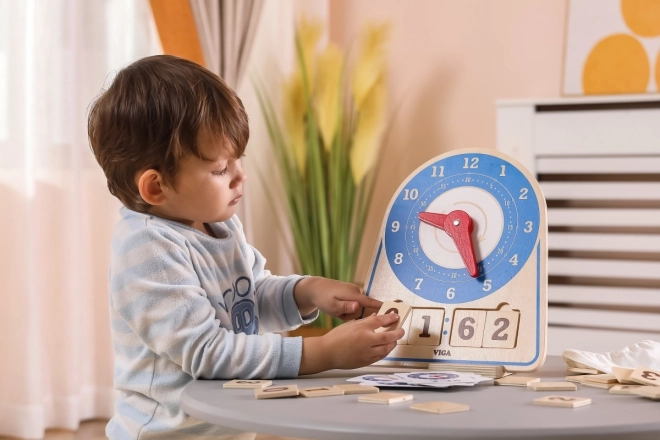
[110,225,303,379]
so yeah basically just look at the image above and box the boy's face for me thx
[152,129,246,232]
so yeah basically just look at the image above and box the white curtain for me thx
[0,1,161,438]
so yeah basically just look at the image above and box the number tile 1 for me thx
[375,301,413,333]
[254,385,299,399]
[408,308,444,346]
[299,386,344,398]
[410,401,470,414]
[223,379,272,389]
[533,396,591,408]
[629,366,660,386]
[450,309,486,347]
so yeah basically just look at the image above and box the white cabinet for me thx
[496,96,660,355]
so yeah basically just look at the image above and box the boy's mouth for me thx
[229,194,242,206]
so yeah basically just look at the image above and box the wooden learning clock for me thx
[364,149,547,371]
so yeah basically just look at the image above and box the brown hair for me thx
[88,55,249,212]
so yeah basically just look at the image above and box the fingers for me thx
[352,295,383,310]
[374,327,405,345]
[363,312,400,330]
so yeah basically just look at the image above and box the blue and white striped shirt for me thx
[106,208,316,439]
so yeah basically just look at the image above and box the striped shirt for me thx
[106,208,315,439]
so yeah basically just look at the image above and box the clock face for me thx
[384,152,540,304]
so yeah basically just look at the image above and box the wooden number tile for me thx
[611,366,636,384]
[224,380,272,389]
[581,374,617,384]
[632,386,660,400]
[375,301,412,333]
[534,396,591,408]
[299,386,344,398]
[410,401,470,414]
[581,381,615,390]
[529,382,577,391]
[397,313,413,345]
[254,385,299,399]
[358,392,413,404]
[408,308,444,346]
[334,384,379,395]
[481,309,520,349]
[629,366,660,386]
[610,384,642,395]
[450,309,486,347]
[494,376,540,387]
[565,376,586,384]
[567,367,600,375]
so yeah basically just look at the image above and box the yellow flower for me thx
[351,22,390,111]
[296,16,323,85]
[350,74,387,185]
[282,71,307,174]
[315,43,343,151]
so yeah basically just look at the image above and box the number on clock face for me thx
[385,153,540,303]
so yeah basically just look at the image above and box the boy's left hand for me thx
[294,277,383,321]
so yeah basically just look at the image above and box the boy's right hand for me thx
[298,313,404,375]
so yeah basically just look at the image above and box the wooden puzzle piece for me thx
[567,367,600,375]
[533,396,591,408]
[565,376,585,384]
[254,385,299,399]
[299,386,344,398]
[375,301,412,333]
[481,308,519,349]
[581,381,615,390]
[223,380,272,389]
[334,384,379,395]
[450,309,486,347]
[581,374,617,384]
[632,386,660,400]
[410,401,470,414]
[629,366,660,387]
[408,308,444,346]
[358,392,413,404]
[609,384,642,395]
[611,366,636,384]
[529,382,577,391]
[494,375,540,386]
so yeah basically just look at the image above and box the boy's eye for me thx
[213,166,229,176]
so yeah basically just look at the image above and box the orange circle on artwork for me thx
[582,34,649,94]
[621,0,660,37]
[655,50,660,90]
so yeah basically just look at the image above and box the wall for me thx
[328,0,568,282]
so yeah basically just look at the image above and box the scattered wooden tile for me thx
[565,376,585,384]
[529,382,577,391]
[534,396,591,408]
[299,386,344,398]
[254,385,299,399]
[224,379,272,389]
[375,301,413,333]
[609,384,643,395]
[410,401,470,414]
[334,384,379,395]
[629,367,660,387]
[611,366,636,384]
[358,392,413,404]
[581,381,615,390]
[581,374,617,384]
[494,376,540,387]
[632,386,660,400]
[567,367,600,375]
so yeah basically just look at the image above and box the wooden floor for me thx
[0,420,303,440]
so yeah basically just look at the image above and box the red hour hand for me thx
[418,210,479,278]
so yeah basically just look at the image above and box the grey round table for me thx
[181,356,660,439]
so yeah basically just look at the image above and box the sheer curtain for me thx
[0,1,161,438]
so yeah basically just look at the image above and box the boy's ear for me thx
[137,169,167,206]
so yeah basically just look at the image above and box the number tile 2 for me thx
[408,308,445,346]
[450,310,486,347]
[482,309,519,349]
[533,396,591,408]
[629,366,660,386]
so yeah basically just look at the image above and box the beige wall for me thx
[329,0,568,282]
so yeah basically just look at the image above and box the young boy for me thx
[88,55,404,440]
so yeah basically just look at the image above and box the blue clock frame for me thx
[384,152,540,304]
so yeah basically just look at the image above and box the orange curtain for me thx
[149,0,205,66]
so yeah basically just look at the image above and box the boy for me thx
[88,55,404,440]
